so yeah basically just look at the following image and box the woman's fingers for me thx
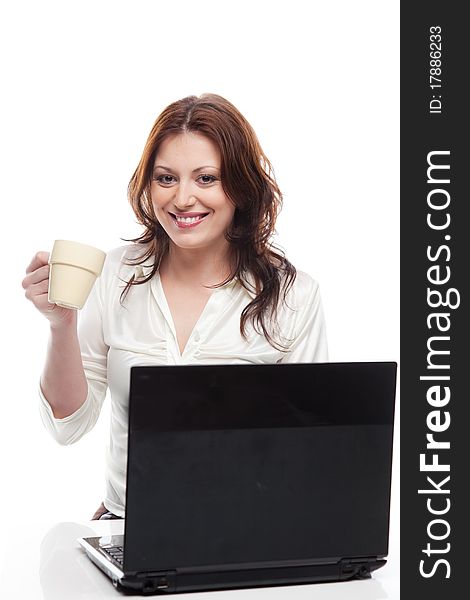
[22,264,50,289]
[24,278,49,300]
[22,256,53,310]
[25,251,50,274]
[23,250,76,325]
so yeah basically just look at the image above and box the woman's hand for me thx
[22,251,76,329]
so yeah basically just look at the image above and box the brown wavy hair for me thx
[122,93,297,352]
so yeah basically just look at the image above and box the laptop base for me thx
[79,535,385,595]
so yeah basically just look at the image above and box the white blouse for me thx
[38,244,328,517]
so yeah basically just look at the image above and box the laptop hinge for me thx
[135,570,177,594]
[339,557,387,580]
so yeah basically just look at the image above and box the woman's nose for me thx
[174,180,196,208]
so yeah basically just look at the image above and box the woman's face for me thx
[150,132,235,254]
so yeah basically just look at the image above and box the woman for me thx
[22,93,328,520]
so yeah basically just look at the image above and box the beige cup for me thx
[48,240,106,310]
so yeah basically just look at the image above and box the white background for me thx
[0,1,399,597]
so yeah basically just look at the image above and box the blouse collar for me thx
[134,262,257,300]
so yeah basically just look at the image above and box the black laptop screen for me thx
[123,362,396,573]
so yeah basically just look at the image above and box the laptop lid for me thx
[123,362,396,577]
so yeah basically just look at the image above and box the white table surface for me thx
[0,519,398,599]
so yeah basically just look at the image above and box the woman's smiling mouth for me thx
[169,212,210,228]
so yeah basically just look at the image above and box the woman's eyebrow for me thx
[153,165,220,173]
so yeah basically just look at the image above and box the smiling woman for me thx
[23,92,328,519]
[150,132,236,255]
[123,93,308,353]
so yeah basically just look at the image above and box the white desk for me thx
[0,520,397,599]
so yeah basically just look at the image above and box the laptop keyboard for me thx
[102,545,124,566]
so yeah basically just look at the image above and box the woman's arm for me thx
[280,274,329,363]
[23,252,89,418]
[23,251,111,445]
[40,314,88,419]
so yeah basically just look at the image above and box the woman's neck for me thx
[160,244,235,287]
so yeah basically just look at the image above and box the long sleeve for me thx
[280,275,329,364]
[38,259,109,445]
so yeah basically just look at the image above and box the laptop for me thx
[78,361,397,594]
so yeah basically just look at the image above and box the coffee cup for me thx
[48,240,106,310]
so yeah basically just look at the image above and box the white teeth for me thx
[175,214,207,224]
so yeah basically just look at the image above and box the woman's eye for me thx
[155,175,175,185]
[198,174,217,184]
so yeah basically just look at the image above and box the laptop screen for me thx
[123,362,396,573]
